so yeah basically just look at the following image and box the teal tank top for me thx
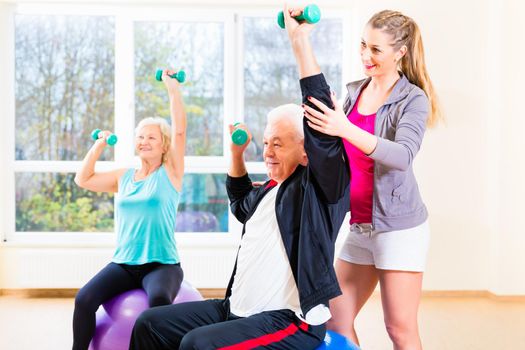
[113,165,180,265]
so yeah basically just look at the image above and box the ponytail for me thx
[368,10,443,127]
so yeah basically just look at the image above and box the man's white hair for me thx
[266,103,304,140]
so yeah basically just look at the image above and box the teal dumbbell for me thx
[91,129,118,146]
[155,69,186,83]
[231,123,248,146]
[277,4,321,29]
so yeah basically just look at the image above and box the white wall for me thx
[359,0,525,295]
[1,0,524,295]
[0,2,15,290]
[488,0,525,295]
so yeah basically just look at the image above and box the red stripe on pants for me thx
[218,321,309,350]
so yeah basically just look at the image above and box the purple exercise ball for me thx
[88,280,203,350]
[175,211,219,232]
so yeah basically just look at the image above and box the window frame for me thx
[3,3,348,247]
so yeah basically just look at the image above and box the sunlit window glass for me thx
[134,22,224,156]
[15,15,115,161]
[243,17,342,161]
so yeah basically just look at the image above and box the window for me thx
[134,21,225,156]
[14,14,116,233]
[15,15,115,162]
[243,16,343,161]
[7,5,344,241]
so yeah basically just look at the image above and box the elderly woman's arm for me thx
[74,132,127,193]
[162,69,187,193]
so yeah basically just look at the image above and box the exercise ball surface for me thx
[316,330,361,350]
[89,280,203,350]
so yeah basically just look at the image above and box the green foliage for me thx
[16,194,113,232]
[16,173,113,232]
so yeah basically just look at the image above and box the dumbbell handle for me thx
[232,123,248,146]
[91,129,118,146]
[277,4,321,29]
[155,69,186,83]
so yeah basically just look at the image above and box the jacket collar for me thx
[265,179,278,190]
[346,72,412,107]
[266,164,305,190]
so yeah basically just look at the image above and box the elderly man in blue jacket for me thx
[129,75,349,350]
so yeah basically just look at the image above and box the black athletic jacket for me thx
[225,73,350,318]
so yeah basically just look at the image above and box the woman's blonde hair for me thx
[368,10,443,127]
[135,117,171,162]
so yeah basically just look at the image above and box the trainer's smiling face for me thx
[263,119,307,183]
[360,24,406,77]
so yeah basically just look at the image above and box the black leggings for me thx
[72,262,183,350]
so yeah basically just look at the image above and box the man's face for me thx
[263,118,307,183]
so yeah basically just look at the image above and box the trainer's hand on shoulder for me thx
[303,91,351,138]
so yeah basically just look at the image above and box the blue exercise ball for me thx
[316,330,361,350]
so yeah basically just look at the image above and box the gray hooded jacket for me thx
[342,74,429,232]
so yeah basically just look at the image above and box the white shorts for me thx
[338,220,430,272]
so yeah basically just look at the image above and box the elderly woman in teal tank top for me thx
[71,69,187,350]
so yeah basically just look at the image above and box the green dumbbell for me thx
[231,123,248,146]
[155,69,186,83]
[277,4,321,29]
[91,129,118,146]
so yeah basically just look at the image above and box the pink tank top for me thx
[343,94,375,224]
